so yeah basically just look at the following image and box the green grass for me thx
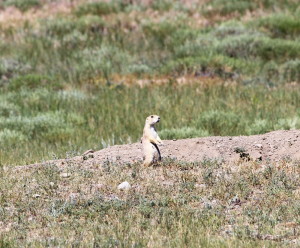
[1,84,300,166]
[1,0,41,11]
[1,1,299,86]
[1,0,300,246]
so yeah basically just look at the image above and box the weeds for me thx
[1,158,299,246]
[0,0,299,86]
[0,1,300,245]
[0,84,300,165]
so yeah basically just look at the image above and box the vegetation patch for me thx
[1,158,300,246]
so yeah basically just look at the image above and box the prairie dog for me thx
[141,115,163,166]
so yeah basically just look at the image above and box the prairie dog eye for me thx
[151,115,153,118]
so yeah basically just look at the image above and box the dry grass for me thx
[0,1,76,29]
[1,158,300,246]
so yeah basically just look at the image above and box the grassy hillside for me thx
[1,0,300,247]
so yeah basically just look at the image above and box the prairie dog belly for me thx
[142,140,161,163]
[150,127,158,138]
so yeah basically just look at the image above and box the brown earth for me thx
[19,130,300,170]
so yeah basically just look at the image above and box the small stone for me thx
[117,181,131,190]
[254,144,263,149]
[33,194,41,198]
[94,183,105,189]
[229,195,241,206]
[60,173,71,178]
[69,193,80,204]
[49,182,55,187]
[195,184,206,189]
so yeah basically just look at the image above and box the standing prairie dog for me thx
[142,115,163,166]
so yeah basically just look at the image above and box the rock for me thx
[229,195,241,206]
[83,154,94,160]
[94,183,105,189]
[250,151,263,161]
[60,173,71,178]
[49,182,55,188]
[195,184,206,189]
[254,144,263,149]
[117,181,131,190]
[221,225,234,236]
[33,194,41,198]
[82,150,95,160]
[202,198,219,209]
[69,193,80,204]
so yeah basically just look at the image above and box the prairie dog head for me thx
[145,115,160,126]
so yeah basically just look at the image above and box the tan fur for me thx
[141,115,163,166]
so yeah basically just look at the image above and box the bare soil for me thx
[20,130,300,169]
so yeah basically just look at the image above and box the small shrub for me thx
[0,100,19,117]
[3,0,41,11]
[77,15,106,34]
[142,21,179,47]
[0,129,27,147]
[203,0,256,16]
[44,18,77,37]
[160,127,209,139]
[60,30,88,49]
[150,0,173,11]
[200,158,222,169]
[218,35,300,61]
[202,168,216,186]
[196,110,241,136]
[0,58,31,82]
[75,1,122,16]
[128,63,152,76]
[174,35,218,59]
[213,22,256,38]
[57,90,89,102]
[256,38,300,61]
[8,74,62,91]
[204,0,299,17]
[274,118,299,130]
[217,34,262,59]
[261,61,279,82]
[76,46,132,80]
[246,119,271,135]
[280,59,300,82]
[256,14,300,38]
[0,111,80,141]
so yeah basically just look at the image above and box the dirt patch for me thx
[5,130,300,245]
[19,130,300,169]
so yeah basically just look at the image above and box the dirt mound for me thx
[20,130,300,169]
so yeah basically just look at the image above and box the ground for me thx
[2,130,299,247]
[21,130,300,169]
